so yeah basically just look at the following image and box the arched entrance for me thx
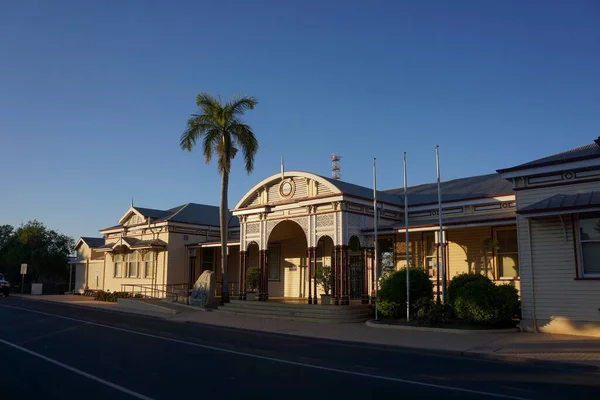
[348,236,364,301]
[264,220,308,300]
[314,236,334,304]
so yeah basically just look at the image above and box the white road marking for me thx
[0,337,154,400]
[0,304,529,400]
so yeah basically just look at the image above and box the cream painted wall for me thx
[516,179,600,336]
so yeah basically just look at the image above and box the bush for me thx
[93,290,136,302]
[314,265,333,295]
[413,297,453,325]
[447,273,492,306]
[246,267,260,293]
[496,284,521,321]
[377,267,433,317]
[375,298,400,318]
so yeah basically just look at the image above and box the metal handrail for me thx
[120,284,179,302]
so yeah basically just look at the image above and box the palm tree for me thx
[180,93,258,304]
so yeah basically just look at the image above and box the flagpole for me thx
[436,146,446,304]
[404,152,410,321]
[373,158,379,320]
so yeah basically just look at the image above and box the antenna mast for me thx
[331,153,342,180]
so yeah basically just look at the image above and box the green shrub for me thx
[496,284,521,321]
[453,279,498,324]
[375,299,400,318]
[246,267,260,293]
[93,290,134,302]
[447,273,492,306]
[314,265,333,295]
[378,267,433,316]
[413,297,453,325]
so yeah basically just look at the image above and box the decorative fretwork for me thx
[316,214,334,228]
[348,213,361,228]
[246,223,260,234]
[265,217,309,242]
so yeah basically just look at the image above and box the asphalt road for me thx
[0,297,598,400]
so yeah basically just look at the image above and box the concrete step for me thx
[219,300,372,323]
[218,308,370,323]
[224,302,370,316]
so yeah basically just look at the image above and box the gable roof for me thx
[518,191,600,216]
[163,203,239,227]
[133,207,173,219]
[384,173,513,206]
[498,138,600,174]
[318,175,405,206]
[75,237,105,249]
[105,203,239,232]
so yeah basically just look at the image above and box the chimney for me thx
[595,136,600,147]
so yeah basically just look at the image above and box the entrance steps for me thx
[219,299,372,323]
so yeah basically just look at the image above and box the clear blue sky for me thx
[1,0,599,239]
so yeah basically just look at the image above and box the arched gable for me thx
[234,171,342,210]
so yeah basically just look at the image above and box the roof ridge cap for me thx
[165,203,190,220]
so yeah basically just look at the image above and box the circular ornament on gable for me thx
[564,172,574,180]
[279,179,295,199]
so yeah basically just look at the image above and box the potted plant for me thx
[315,265,333,305]
[246,267,260,300]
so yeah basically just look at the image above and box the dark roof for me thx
[370,211,516,232]
[498,138,600,173]
[133,207,172,219]
[318,175,405,206]
[77,237,105,249]
[518,192,600,215]
[103,203,240,232]
[384,173,513,206]
[161,203,239,227]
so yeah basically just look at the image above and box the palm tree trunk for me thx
[220,170,230,304]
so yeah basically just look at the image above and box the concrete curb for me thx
[117,298,178,315]
[366,320,520,334]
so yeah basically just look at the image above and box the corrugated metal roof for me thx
[498,139,600,173]
[80,237,104,248]
[133,207,172,219]
[369,211,516,232]
[385,173,513,206]
[159,203,239,227]
[518,192,600,215]
[319,173,512,207]
[318,175,405,206]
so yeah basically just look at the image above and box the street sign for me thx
[20,263,27,275]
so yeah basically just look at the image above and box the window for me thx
[378,237,394,275]
[127,252,139,278]
[495,228,519,279]
[114,254,123,278]
[424,232,437,277]
[578,212,600,277]
[268,245,280,281]
[201,248,214,272]
[143,251,154,278]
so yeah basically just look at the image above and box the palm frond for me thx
[231,123,258,173]
[203,128,221,164]
[180,114,219,151]
[196,93,221,116]
[226,96,258,117]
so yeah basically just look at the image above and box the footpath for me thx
[10,294,600,370]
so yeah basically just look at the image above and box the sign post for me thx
[20,263,27,294]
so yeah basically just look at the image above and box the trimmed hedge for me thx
[377,267,433,318]
[452,277,520,326]
[447,273,492,306]
[93,290,142,302]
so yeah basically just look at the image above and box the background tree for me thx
[0,221,74,285]
[180,93,258,304]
